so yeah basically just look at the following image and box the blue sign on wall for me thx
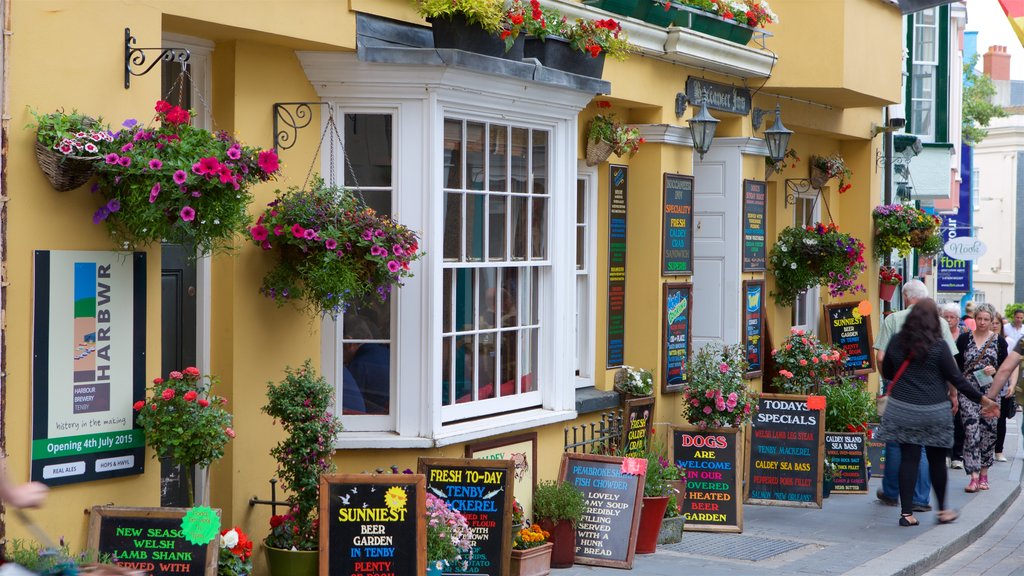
[936,145,972,293]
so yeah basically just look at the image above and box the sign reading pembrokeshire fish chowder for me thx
[418,458,515,576]
[745,394,824,508]
[671,427,743,532]
[31,251,146,486]
[320,473,425,576]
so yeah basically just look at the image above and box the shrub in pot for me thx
[511,524,553,576]
[532,480,585,568]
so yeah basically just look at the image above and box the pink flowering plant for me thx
[251,176,421,318]
[133,367,233,506]
[426,493,474,571]
[770,328,846,394]
[681,344,758,429]
[262,360,342,551]
[768,222,866,307]
[93,100,280,256]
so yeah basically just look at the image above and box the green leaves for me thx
[963,56,1007,146]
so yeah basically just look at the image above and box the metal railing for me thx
[563,409,624,454]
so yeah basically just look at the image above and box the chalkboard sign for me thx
[320,474,425,576]
[622,397,655,457]
[742,179,767,271]
[86,507,218,576]
[662,174,694,275]
[745,394,825,508]
[866,423,884,476]
[825,432,868,493]
[607,165,628,368]
[662,283,692,393]
[742,280,765,378]
[559,453,644,569]
[417,458,514,576]
[671,427,743,533]
[823,302,875,375]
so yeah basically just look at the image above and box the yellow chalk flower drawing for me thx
[385,486,408,512]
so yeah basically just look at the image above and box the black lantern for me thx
[688,101,719,161]
[763,104,793,164]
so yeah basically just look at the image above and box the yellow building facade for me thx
[2,0,902,572]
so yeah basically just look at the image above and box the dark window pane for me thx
[479,268,497,331]
[455,335,476,404]
[357,189,391,218]
[490,125,508,192]
[488,195,507,261]
[466,193,486,261]
[531,197,548,259]
[467,122,486,191]
[499,328,518,396]
[532,131,548,195]
[455,269,475,333]
[344,114,392,188]
[442,336,454,406]
[501,267,519,328]
[443,269,453,333]
[444,119,463,189]
[511,196,528,260]
[511,128,528,193]
[444,193,462,261]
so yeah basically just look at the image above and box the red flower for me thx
[183,391,198,402]
[501,29,512,40]
[150,404,158,410]
[155,100,173,113]
[198,399,210,408]
[165,107,190,125]
[133,401,145,411]
[183,366,200,377]
[587,43,602,58]
[153,377,164,385]
[510,13,523,25]
[597,101,612,108]
[162,388,175,401]
[269,515,285,528]
[169,371,183,380]
[258,149,280,174]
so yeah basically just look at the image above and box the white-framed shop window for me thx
[910,7,938,141]
[575,164,597,388]
[791,192,821,334]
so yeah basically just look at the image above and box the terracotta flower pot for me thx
[879,282,897,302]
[634,496,670,554]
[511,542,553,576]
[537,519,575,568]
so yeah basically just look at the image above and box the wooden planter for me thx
[510,542,553,576]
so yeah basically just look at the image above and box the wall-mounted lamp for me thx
[688,101,719,161]
[762,104,793,165]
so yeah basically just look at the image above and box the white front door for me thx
[692,145,743,354]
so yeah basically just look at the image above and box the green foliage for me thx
[551,16,631,60]
[416,0,505,32]
[532,480,586,523]
[768,223,867,307]
[1005,303,1024,319]
[822,377,875,432]
[587,114,643,158]
[771,329,845,394]
[262,360,342,550]
[664,493,679,518]
[963,55,1007,146]
[681,344,758,429]
[872,203,943,259]
[5,539,113,575]
[27,108,106,150]
[217,527,254,576]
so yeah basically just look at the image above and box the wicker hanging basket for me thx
[34,138,100,192]
[585,138,615,167]
[809,164,830,189]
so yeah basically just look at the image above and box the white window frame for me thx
[792,192,821,335]
[299,53,589,447]
[575,164,598,388]
[910,8,938,142]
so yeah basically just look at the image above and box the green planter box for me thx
[639,1,682,27]
[583,0,645,19]
[675,4,756,45]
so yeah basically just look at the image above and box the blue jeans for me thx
[882,442,930,505]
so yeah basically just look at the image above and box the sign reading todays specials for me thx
[823,302,875,375]
[662,283,692,393]
[32,250,147,486]
[418,458,514,576]
[745,394,824,508]
[741,180,767,271]
[672,428,743,532]
[662,173,694,275]
[560,453,644,569]
[87,507,218,576]
[320,474,425,576]
[607,165,628,368]
[825,432,868,493]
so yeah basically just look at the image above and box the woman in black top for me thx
[879,299,999,526]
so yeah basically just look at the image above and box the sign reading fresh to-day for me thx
[745,394,824,509]
[559,453,644,569]
[662,283,692,393]
[742,281,764,378]
[607,165,628,368]
[32,251,147,486]
[623,397,655,458]
[87,506,218,576]
[321,474,425,576]
[418,458,514,576]
[823,302,875,375]
[662,173,694,275]
[742,180,767,271]
[672,428,743,532]
[824,432,868,493]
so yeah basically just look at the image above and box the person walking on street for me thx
[1003,309,1024,349]
[941,302,966,469]
[955,303,1007,492]
[878,298,999,527]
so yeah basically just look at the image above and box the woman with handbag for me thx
[954,303,1007,492]
[878,299,999,527]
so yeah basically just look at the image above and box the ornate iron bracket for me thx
[273,102,331,152]
[784,178,816,208]
[124,28,190,89]
[249,478,289,516]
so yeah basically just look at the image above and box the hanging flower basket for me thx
[586,112,643,166]
[810,154,853,192]
[251,176,421,318]
[768,222,867,307]
[585,138,615,166]
[809,164,829,189]
[872,203,943,258]
[28,110,107,192]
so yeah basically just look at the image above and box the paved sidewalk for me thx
[558,416,1023,576]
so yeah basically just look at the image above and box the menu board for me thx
[742,179,767,271]
[86,507,218,576]
[320,474,425,576]
[825,432,868,493]
[745,394,824,508]
[671,427,743,533]
[866,423,885,476]
[559,453,644,569]
[662,173,694,275]
[623,397,655,457]
[607,165,628,368]
[418,459,514,576]
[823,302,875,375]
[662,283,692,393]
[742,280,765,378]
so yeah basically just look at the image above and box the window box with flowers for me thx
[872,203,943,259]
[586,111,643,166]
[519,3,630,79]
[418,0,526,59]
[878,266,902,302]
[767,222,867,308]
[585,0,777,43]
[93,101,280,257]
[810,154,853,192]
[680,343,759,430]
[28,109,109,192]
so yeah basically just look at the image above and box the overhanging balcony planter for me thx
[637,1,680,27]
[582,0,645,19]
[524,36,605,78]
[430,14,525,60]
[674,3,758,45]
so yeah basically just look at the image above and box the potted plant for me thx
[681,344,759,430]
[878,266,903,302]
[93,100,280,256]
[585,112,644,166]
[523,6,630,78]
[658,491,685,545]
[770,328,845,395]
[251,176,421,318]
[426,493,475,575]
[613,365,654,399]
[418,0,526,59]
[767,222,867,307]
[218,526,254,576]
[28,108,109,191]
[872,203,943,259]
[634,440,674,554]
[821,376,875,433]
[133,366,233,507]
[510,524,553,576]
[262,360,342,576]
[809,154,853,192]
[532,480,585,568]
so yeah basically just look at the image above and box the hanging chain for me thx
[300,109,364,200]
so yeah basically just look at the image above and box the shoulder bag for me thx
[876,357,911,417]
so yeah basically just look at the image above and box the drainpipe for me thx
[1,0,11,544]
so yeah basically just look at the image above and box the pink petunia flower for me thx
[149,183,161,203]
[105,153,120,164]
[258,149,279,174]
[291,224,305,238]
[250,225,268,242]
[180,206,196,222]
[387,260,400,273]
[173,169,188,185]
[325,238,338,250]
[273,225,284,236]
